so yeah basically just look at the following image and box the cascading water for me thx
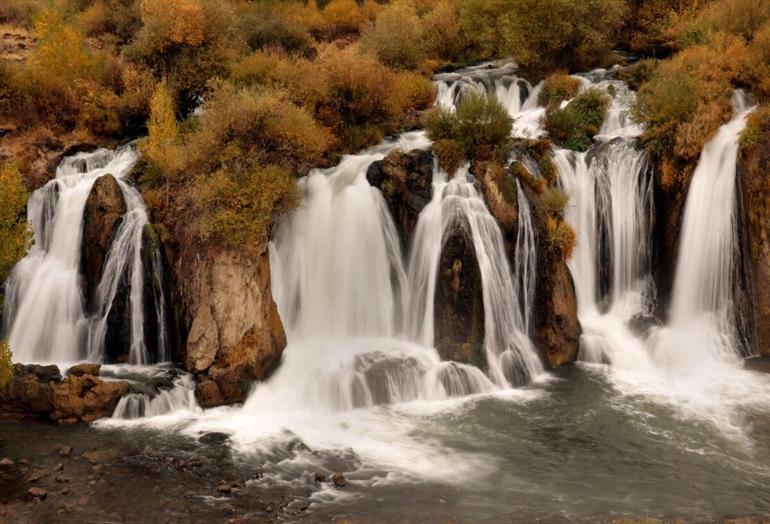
[649,92,754,370]
[2,146,168,365]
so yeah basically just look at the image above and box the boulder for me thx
[433,212,486,370]
[50,375,129,424]
[140,223,170,362]
[194,379,224,409]
[366,149,434,246]
[66,364,101,377]
[522,183,581,366]
[0,364,57,415]
[80,174,126,309]
[178,246,286,406]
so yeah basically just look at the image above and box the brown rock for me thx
[433,213,486,371]
[738,131,770,356]
[28,487,47,500]
[80,174,126,309]
[66,364,101,377]
[58,446,72,457]
[217,483,232,494]
[523,183,581,366]
[331,472,347,488]
[55,476,70,483]
[366,148,434,246]
[0,364,58,415]
[0,458,13,466]
[50,375,129,423]
[195,379,224,409]
[27,469,47,482]
[179,247,286,407]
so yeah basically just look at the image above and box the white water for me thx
[2,146,168,365]
[554,76,770,437]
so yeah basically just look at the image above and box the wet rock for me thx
[54,463,63,471]
[54,475,70,483]
[627,313,663,338]
[66,364,101,378]
[28,487,47,500]
[50,376,129,423]
[140,223,169,363]
[19,459,28,466]
[82,449,120,464]
[314,473,326,484]
[80,174,126,309]
[27,469,47,482]
[199,432,229,446]
[0,457,13,466]
[0,365,58,415]
[195,380,224,409]
[217,483,233,494]
[366,148,434,246]
[738,136,770,356]
[522,183,581,366]
[331,472,347,488]
[181,247,286,407]
[744,356,770,373]
[57,446,72,457]
[434,213,486,370]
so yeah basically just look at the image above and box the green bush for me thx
[545,88,610,151]
[541,187,569,217]
[0,162,31,285]
[424,91,513,163]
[538,73,581,110]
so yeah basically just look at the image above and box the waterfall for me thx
[649,92,754,369]
[2,146,168,365]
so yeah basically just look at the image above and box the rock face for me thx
[738,134,770,356]
[366,149,434,245]
[80,174,126,309]
[140,223,170,362]
[522,183,581,366]
[173,245,286,407]
[0,364,128,424]
[433,213,486,369]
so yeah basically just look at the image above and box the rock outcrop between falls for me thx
[173,245,287,408]
[366,149,434,246]
[434,212,486,369]
[519,178,581,366]
[0,364,127,424]
[81,174,126,309]
[738,128,770,356]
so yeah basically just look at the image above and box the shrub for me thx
[235,2,312,54]
[143,80,182,182]
[361,0,425,70]
[459,0,628,79]
[433,138,464,174]
[547,217,576,261]
[0,162,30,284]
[425,91,513,162]
[421,0,464,63]
[740,105,770,151]
[541,187,569,217]
[0,341,12,388]
[538,73,581,110]
[193,164,298,248]
[545,88,610,151]
[127,0,237,113]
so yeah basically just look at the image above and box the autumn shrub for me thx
[0,162,30,284]
[235,1,312,54]
[740,105,770,151]
[142,80,182,184]
[0,341,12,388]
[545,88,610,151]
[421,0,464,64]
[459,0,627,79]
[433,138,464,174]
[0,0,43,26]
[126,0,238,113]
[541,187,569,217]
[361,1,425,70]
[425,91,513,165]
[547,217,576,261]
[193,164,298,248]
[538,73,581,110]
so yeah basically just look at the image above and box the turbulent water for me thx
[7,64,770,521]
[2,146,168,365]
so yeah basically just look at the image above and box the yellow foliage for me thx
[139,0,205,47]
[0,340,12,388]
[361,0,425,69]
[0,162,31,283]
[144,81,182,179]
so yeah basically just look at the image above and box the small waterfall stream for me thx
[2,146,168,365]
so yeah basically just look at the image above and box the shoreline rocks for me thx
[0,364,128,424]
